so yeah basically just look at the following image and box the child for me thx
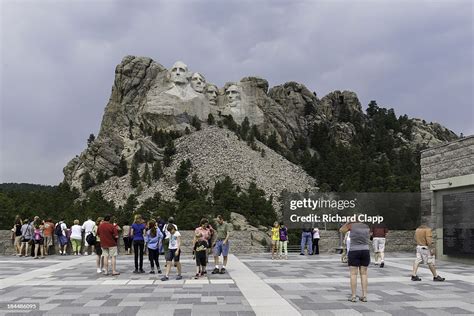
[279,222,288,260]
[145,219,163,274]
[194,238,208,279]
[271,221,280,259]
[161,224,182,281]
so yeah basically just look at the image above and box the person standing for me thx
[94,217,104,273]
[82,217,96,255]
[411,225,445,282]
[271,221,280,260]
[156,216,166,255]
[370,223,388,267]
[312,227,320,255]
[131,214,146,273]
[33,222,45,259]
[12,217,23,256]
[122,221,132,255]
[340,219,370,302]
[97,215,120,276]
[43,219,54,256]
[161,224,182,281]
[70,220,83,255]
[145,219,163,274]
[212,215,231,274]
[194,218,212,276]
[279,222,289,260]
[300,224,313,255]
[20,219,34,257]
[55,219,68,255]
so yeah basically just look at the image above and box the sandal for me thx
[112,272,120,276]
[359,296,367,302]
[348,296,357,302]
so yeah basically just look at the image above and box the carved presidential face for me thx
[226,85,241,105]
[191,73,206,93]
[169,61,188,85]
[205,84,218,105]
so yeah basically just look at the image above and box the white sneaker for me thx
[97,268,102,273]
[84,253,89,256]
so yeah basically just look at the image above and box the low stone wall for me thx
[0,230,416,255]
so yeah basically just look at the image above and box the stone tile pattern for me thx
[241,253,474,316]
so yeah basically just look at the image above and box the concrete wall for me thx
[420,135,474,263]
[0,229,417,256]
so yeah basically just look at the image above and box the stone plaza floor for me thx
[0,252,472,315]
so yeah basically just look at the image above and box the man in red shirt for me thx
[97,215,120,276]
[370,223,388,268]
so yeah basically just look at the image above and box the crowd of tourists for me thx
[264,218,446,303]
[10,214,231,281]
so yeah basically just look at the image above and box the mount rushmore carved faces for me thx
[205,84,219,105]
[169,61,188,85]
[191,73,206,93]
[226,84,241,107]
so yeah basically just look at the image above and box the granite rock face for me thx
[64,55,458,210]
[93,126,316,210]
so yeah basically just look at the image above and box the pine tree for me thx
[176,159,192,183]
[267,131,280,152]
[152,161,163,180]
[142,164,152,186]
[130,160,140,188]
[81,171,95,192]
[117,156,128,176]
[163,140,176,167]
[87,134,95,147]
[240,117,250,140]
[191,116,201,130]
[207,113,215,125]
[123,194,138,217]
[96,170,107,184]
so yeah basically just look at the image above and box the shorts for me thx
[14,236,22,247]
[102,246,118,257]
[21,238,31,244]
[348,250,370,267]
[373,237,386,252]
[44,236,53,247]
[34,238,44,245]
[166,248,180,262]
[195,251,206,267]
[58,235,68,246]
[272,239,279,245]
[214,240,230,257]
[96,242,102,256]
[415,246,435,265]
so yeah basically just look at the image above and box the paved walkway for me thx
[0,253,472,315]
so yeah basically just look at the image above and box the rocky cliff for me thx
[63,55,458,207]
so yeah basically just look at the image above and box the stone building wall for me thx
[420,135,474,263]
[420,136,474,227]
[0,230,416,256]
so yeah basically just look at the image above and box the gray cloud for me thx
[1,0,472,185]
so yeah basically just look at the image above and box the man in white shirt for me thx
[82,218,96,255]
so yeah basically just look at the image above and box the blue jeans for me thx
[301,232,313,255]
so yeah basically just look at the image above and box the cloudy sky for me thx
[1,0,473,185]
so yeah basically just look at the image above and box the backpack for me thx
[86,232,96,245]
[34,229,42,241]
[55,223,63,236]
